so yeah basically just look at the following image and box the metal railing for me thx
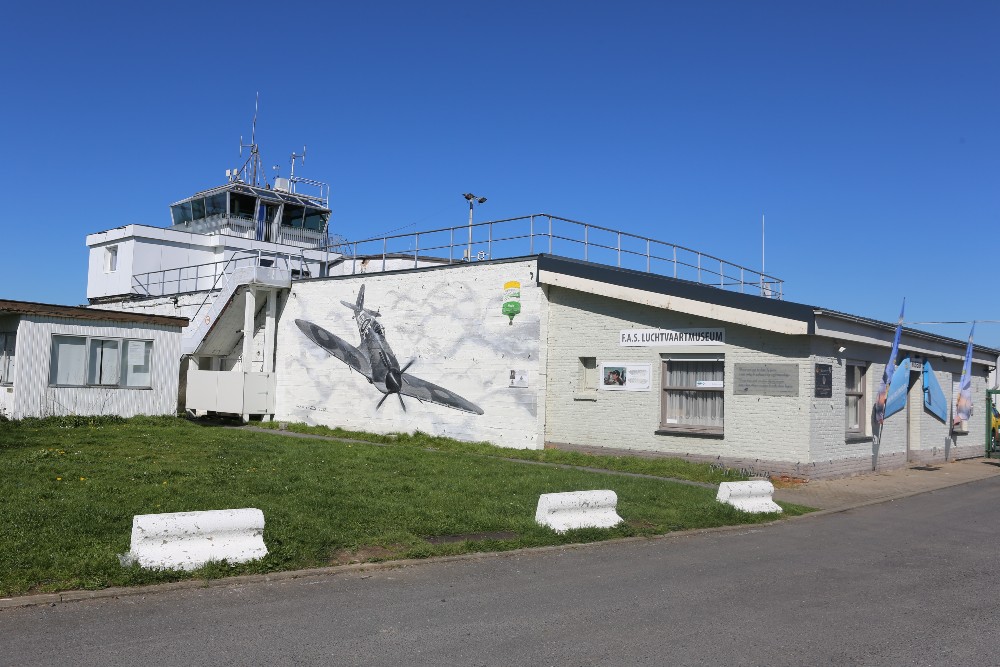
[133,249,317,297]
[329,214,784,298]
[181,250,306,354]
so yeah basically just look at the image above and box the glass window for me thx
[105,246,118,273]
[281,204,305,228]
[50,336,87,386]
[170,202,193,226]
[205,193,227,217]
[302,209,329,232]
[578,357,597,391]
[846,363,866,433]
[0,332,14,384]
[190,197,206,221]
[661,357,725,432]
[121,340,153,388]
[88,339,120,386]
[49,335,153,388]
[230,192,258,219]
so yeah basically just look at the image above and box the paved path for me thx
[774,456,1000,510]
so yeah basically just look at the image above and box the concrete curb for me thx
[0,520,776,612]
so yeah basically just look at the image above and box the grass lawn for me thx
[0,416,812,598]
[256,421,754,484]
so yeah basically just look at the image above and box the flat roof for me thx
[535,255,1000,357]
[0,299,189,328]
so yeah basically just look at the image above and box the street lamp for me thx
[463,193,487,260]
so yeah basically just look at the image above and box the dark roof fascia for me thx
[0,300,189,328]
[296,255,539,285]
[328,253,454,266]
[535,254,816,326]
[813,309,1000,357]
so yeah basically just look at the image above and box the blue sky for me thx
[3,1,998,348]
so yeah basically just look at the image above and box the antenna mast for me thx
[290,146,306,180]
[238,93,262,186]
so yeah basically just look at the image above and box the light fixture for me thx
[463,192,487,260]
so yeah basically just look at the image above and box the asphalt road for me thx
[4,478,1000,666]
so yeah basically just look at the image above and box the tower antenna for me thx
[238,93,262,186]
[290,145,306,180]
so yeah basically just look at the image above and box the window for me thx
[578,357,597,391]
[845,362,866,434]
[0,332,14,384]
[105,246,118,273]
[660,356,725,434]
[50,335,153,388]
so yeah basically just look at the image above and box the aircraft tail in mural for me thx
[340,283,381,320]
[294,284,484,416]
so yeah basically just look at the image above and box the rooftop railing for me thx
[330,214,783,299]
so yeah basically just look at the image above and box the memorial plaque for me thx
[734,363,800,397]
[814,364,832,398]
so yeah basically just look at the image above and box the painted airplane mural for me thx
[295,284,485,415]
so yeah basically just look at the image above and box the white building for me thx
[75,157,998,478]
[0,299,186,419]
[270,254,997,479]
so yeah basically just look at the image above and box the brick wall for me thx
[543,286,813,464]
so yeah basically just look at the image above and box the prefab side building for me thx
[0,300,187,420]
[272,255,997,479]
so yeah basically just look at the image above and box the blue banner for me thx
[922,361,947,422]
[874,299,905,425]
[954,325,975,426]
[884,357,910,420]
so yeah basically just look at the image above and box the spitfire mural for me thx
[295,284,485,415]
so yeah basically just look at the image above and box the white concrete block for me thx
[123,508,268,571]
[716,481,782,514]
[535,490,623,532]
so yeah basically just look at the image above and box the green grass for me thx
[0,416,812,598]
[256,420,750,485]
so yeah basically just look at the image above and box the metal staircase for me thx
[181,251,298,355]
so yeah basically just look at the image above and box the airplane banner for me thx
[874,299,905,425]
[953,325,975,426]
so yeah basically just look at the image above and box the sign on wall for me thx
[619,328,725,347]
[814,364,832,398]
[509,369,529,388]
[734,363,800,397]
[599,362,652,391]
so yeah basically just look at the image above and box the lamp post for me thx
[463,193,487,260]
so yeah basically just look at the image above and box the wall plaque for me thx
[814,364,832,398]
[734,363,800,397]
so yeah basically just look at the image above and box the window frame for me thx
[0,331,14,385]
[659,354,725,436]
[578,356,598,392]
[49,334,154,389]
[845,361,867,435]
[105,245,119,273]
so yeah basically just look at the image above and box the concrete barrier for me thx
[716,481,782,513]
[122,508,268,571]
[535,490,623,532]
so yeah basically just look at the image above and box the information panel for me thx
[734,363,800,397]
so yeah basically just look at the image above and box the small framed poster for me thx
[599,362,652,391]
